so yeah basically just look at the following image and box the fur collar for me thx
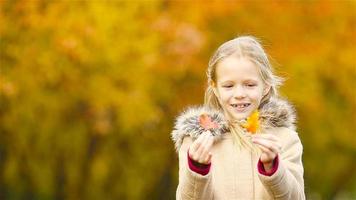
[171,97,297,151]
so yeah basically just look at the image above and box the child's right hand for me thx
[188,131,214,165]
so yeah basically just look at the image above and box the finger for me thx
[194,133,210,160]
[206,135,215,148]
[199,136,214,163]
[255,143,277,159]
[255,143,272,154]
[201,151,213,165]
[258,139,282,152]
[252,138,280,153]
[205,130,212,136]
[191,133,206,152]
[201,134,214,150]
[189,134,205,158]
[205,152,213,164]
[256,144,277,163]
[252,136,281,150]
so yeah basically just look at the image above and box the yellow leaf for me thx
[242,110,260,134]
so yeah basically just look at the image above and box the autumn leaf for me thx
[242,110,260,134]
[199,113,219,131]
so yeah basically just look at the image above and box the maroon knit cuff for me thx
[187,150,211,176]
[258,155,279,176]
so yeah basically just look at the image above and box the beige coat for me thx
[172,97,305,200]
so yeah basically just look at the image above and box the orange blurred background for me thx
[0,0,355,199]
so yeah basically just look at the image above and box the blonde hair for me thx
[204,36,283,149]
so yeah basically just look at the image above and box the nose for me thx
[233,85,246,99]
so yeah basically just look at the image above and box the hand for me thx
[188,131,214,165]
[252,134,282,171]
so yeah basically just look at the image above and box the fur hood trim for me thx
[171,97,297,151]
[171,106,229,152]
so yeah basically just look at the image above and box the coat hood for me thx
[171,97,297,151]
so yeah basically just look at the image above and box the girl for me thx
[171,36,305,199]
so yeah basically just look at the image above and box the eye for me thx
[222,85,233,88]
[246,83,257,87]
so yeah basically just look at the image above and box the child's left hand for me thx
[251,134,282,171]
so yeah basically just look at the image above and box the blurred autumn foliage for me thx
[0,0,355,199]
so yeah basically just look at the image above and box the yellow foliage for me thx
[0,0,355,199]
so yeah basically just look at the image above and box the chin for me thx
[232,113,249,120]
[229,109,252,120]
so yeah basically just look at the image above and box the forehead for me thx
[215,56,262,82]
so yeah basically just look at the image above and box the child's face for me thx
[215,56,269,120]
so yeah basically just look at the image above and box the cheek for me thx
[249,89,265,102]
[217,89,233,102]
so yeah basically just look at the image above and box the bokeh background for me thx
[0,0,355,199]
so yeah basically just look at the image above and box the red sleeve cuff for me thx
[187,150,211,176]
[257,155,279,176]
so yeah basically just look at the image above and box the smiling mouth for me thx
[231,103,251,108]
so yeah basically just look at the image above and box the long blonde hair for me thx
[204,36,283,150]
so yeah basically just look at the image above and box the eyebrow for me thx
[220,79,259,84]
[220,80,234,85]
[243,79,259,83]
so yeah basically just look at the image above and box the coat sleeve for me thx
[176,136,214,200]
[258,128,305,200]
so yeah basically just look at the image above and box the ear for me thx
[263,85,271,96]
